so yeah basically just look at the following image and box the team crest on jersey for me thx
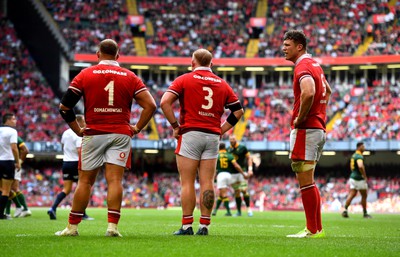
[119,152,126,158]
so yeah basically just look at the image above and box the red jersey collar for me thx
[295,53,312,66]
[99,60,120,66]
[193,67,212,72]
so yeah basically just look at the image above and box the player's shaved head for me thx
[192,49,213,67]
[99,39,119,57]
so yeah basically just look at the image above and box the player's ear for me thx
[115,53,120,61]
[210,62,213,68]
[96,51,100,59]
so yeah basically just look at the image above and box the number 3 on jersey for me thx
[104,81,114,106]
[202,86,213,110]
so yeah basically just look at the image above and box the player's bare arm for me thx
[357,159,367,180]
[19,144,29,164]
[294,77,315,127]
[60,103,85,137]
[246,153,253,176]
[59,88,84,136]
[11,143,20,170]
[233,161,248,179]
[221,108,244,135]
[160,91,180,139]
[132,90,157,136]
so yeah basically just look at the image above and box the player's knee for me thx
[291,161,316,173]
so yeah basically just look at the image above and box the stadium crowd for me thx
[41,0,400,57]
[259,0,400,57]
[140,0,256,57]
[2,2,400,216]
[40,0,136,55]
[1,1,385,143]
[20,166,400,213]
[243,80,400,141]
[0,18,68,142]
[328,83,400,141]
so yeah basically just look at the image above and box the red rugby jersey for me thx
[167,67,240,135]
[291,54,329,131]
[69,60,147,136]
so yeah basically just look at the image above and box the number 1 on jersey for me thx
[104,81,114,106]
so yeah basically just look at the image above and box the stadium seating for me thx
[327,83,400,141]
[2,1,399,216]
[42,1,399,57]
[0,18,68,141]
[139,0,256,57]
[40,0,136,55]
[259,0,400,57]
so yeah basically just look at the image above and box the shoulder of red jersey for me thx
[295,60,314,82]
[166,73,189,97]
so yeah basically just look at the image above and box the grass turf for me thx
[1,208,399,257]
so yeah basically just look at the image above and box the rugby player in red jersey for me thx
[283,30,331,238]
[161,49,244,235]
[55,39,156,237]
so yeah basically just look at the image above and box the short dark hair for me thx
[219,142,226,150]
[356,142,364,148]
[99,39,119,56]
[283,30,307,50]
[2,113,15,124]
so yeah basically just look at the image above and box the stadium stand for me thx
[139,0,256,57]
[0,17,68,141]
[42,1,400,57]
[259,0,400,57]
[3,10,400,143]
[2,1,400,213]
[327,81,400,141]
[40,0,136,55]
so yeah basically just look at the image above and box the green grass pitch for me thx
[1,208,399,257]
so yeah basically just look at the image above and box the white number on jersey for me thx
[104,81,114,106]
[202,87,213,110]
[321,74,328,97]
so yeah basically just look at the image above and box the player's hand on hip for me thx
[173,127,180,139]
[293,117,299,128]
[130,124,141,137]
[77,127,85,137]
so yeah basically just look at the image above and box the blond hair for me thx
[192,49,213,66]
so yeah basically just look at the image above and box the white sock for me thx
[108,223,118,230]
[182,224,192,230]
[199,224,208,229]
[68,224,78,230]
